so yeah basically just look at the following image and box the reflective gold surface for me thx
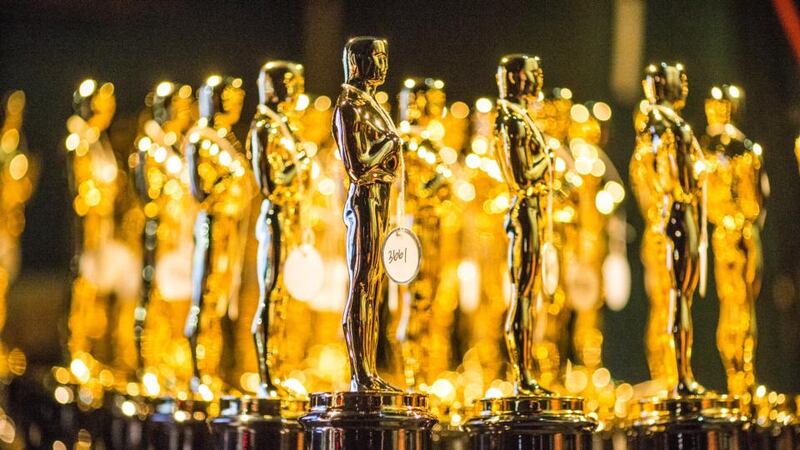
[334,37,402,391]
[131,81,195,396]
[0,91,35,296]
[247,60,310,399]
[631,63,706,397]
[631,394,748,426]
[494,54,551,395]
[182,75,251,399]
[628,394,750,450]
[15,37,799,450]
[795,134,800,175]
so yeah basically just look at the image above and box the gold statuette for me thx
[300,37,436,450]
[702,86,795,448]
[65,79,120,382]
[248,61,310,399]
[334,37,402,392]
[183,75,250,398]
[702,84,764,398]
[131,81,195,394]
[0,90,35,382]
[630,63,706,397]
[464,57,595,446]
[627,66,752,450]
[493,54,551,395]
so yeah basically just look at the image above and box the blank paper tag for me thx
[155,243,193,301]
[603,252,631,311]
[541,242,559,297]
[283,244,325,301]
[698,240,708,298]
[566,261,599,312]
[381,227,421,285]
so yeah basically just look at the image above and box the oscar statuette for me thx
[299,37,437,450]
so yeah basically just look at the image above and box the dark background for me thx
[1,0,799,393]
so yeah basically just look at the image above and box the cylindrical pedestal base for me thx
[147,397,214,449]
[749,422,796,450]
[433,423,469,450]
[211,395,306,450]
[105,393,150,449]
[627,395,749,450]
[591,428,628,450]
[464,395,596,450]
[10,372,109,447]
[300,391,437,450]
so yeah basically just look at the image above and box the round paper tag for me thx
[80,239,140,298]
[283,244,325,301]
[566,261,599,312]
[602,252,631,311]
[155,243,193,301]
[381,227,421,285]
[698,240,708,297]
[541,241,559,297]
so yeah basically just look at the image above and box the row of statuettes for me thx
[4,41,793,449]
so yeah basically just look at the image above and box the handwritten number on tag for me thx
[382,227,421,285]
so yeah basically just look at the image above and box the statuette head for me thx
[73,78,116,131]
[497,54,543,100]
[705,84,744,126]
[643,62,688,110]
[258,61,305,113]
[150,81,194,134]
[343,37,389,88]
[198,75,244,128]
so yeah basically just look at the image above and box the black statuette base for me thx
[432,423,469,450]
[627,395,750,450]
[300,391,437,450]
[147,397,214,450]
[464,395,596,450]
[211,395,306,450]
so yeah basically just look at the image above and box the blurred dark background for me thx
[1,0,800,393]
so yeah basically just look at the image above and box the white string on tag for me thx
[396,144,407,227]
[699,171,708,297]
